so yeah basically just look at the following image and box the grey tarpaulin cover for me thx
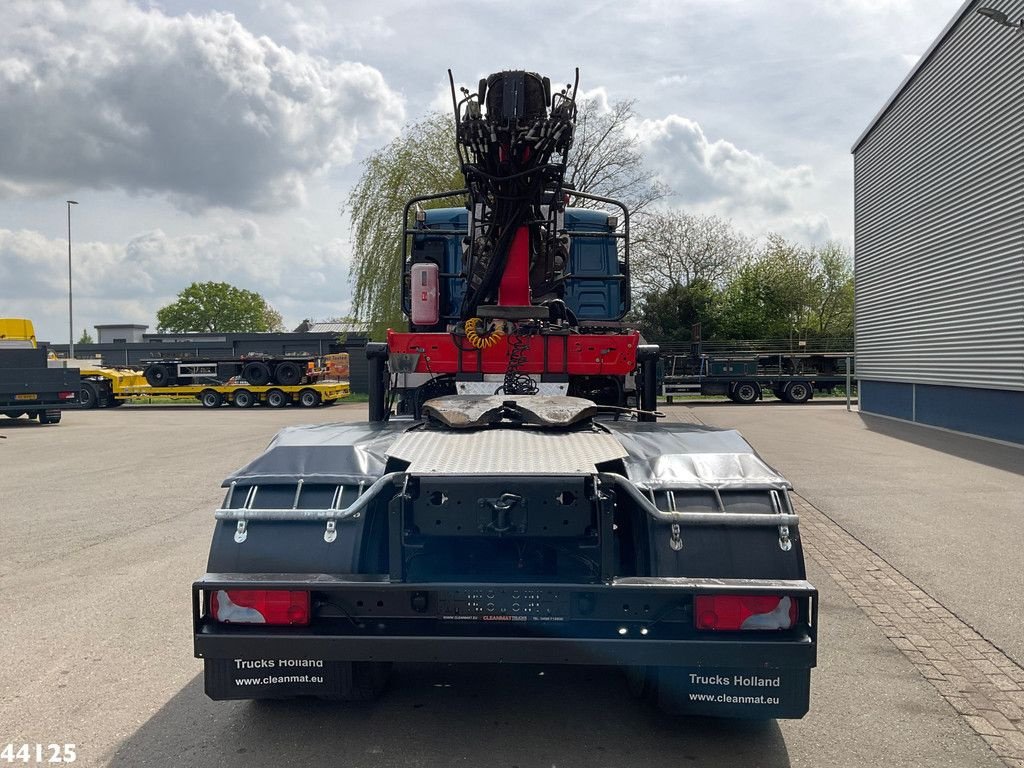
[601,421,791,491]
[222,422,409,486]
[222,417,789,492]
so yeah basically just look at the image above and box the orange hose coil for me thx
[464,318,505,349]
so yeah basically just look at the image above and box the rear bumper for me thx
[194,573,817,716]
[193,573,817,668]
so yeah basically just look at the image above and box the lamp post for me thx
[977,7,1024,29]
[67,200,78,360]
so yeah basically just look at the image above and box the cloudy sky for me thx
[0,0,964,343]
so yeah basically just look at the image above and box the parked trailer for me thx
[114,381,349,408]
[661,350,854,405]
[141,355,323,389]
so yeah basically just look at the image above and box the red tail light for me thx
[695,595,797,631]
[59,391,76,400]
[211,589,310,626]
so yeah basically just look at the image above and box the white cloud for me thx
[633,115,815,215]
[0,0,404,211]
[0,223,351,339]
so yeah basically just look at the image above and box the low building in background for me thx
[94,324,148,344]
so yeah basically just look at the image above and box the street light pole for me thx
[67,200,78,360]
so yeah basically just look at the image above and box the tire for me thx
[233,389,255,408]
[144,363,173,388]
[199,389,223,408]
[298,388,321,408]
[38,410,62,425]
[731,381,760,404]
[332,661,391,701]
[624,666,654,700]
[241,361,272,386]
[80,381,99,409]
[274,361,303,387]
[266,388,289,408]
[784,381,812,404]
[107,397,125,407]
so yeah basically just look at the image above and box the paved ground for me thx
[0,403,1017,767]
[687,403,1024,667]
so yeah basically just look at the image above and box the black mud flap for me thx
[205,658,343,700]
[658,666,811,719]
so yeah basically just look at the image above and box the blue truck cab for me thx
[403,207,629,329]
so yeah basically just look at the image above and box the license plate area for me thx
[15,393,38,400]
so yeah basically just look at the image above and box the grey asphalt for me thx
[687,402,1024,667]
[0,405,1004,767]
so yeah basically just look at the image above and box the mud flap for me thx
[658,666,811,719]
[205,658,343,700]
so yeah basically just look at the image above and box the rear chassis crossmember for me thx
[193,574,817,669]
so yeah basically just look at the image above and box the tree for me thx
[347,113,464,339]
[807,242,854,338]
[77,328,94,345]
[347,99,668,338]
[631,211,752,295]
[633,280,719,344]
[714,236,853,341]
[156,282,284,333]
[565,99,668,214]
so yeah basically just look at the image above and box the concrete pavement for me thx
[0,404,1012,767]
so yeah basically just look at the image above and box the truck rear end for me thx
[1,346,80,424]
[193,396,816,718]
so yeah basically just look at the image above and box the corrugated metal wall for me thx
[854,1,1024,391]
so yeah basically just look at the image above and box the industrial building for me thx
[852,0,1024,445]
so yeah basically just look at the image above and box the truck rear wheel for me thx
[783,381,812,404]
[241,361,272,386]
[80,381,99,409]
[298,388,321,408]
[200,390,223,408]
[274,361,303,387]
[38,410,62,425]
[233,389,255,408]
[732,381,760,404]
[624,666,655,699]
[331,661,391,701]
[265,388,288,408]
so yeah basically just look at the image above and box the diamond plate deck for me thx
[386,429,628,475]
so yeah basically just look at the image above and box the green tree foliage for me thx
[634,280,718,343]
[156,282,284,333]
[76,328,94,345]
[635,234,854,343]
[347,100,667,338]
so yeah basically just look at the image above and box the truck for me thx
[192,69,817,719]
[0,318,80,425]
[661,338,855,404]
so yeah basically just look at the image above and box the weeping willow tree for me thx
[346,101,666,339]
[346,113,463,339]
